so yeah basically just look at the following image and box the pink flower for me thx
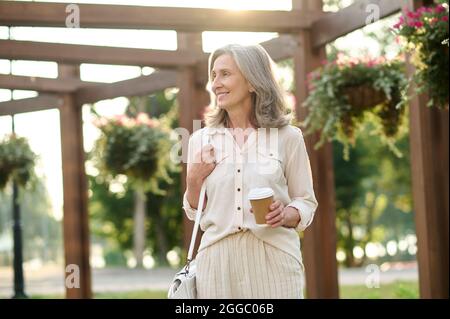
[414,21,424,28]
[430,17,439,24]
[407,11,420,19]
[393,16,405,29]
[417,7,427,14]
[114,114,125,122]
[124,117,136,128]
[136,112,150,125]
[435,4,446,13]
[336,53,348,66]
[442,15,449,22]
[118,117,126,126]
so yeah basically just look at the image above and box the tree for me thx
[334,121,413,267]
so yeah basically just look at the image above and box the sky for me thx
[0,0,392,221]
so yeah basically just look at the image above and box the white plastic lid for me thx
[247,187,274,200]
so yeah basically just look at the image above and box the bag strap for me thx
[186,129,210,270]
[186,183,206,264]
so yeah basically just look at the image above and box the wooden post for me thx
[406,0,449,299]
[58,64,92,299]
[177,33,210,257]
[292,0,339,298]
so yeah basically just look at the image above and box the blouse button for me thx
[237,207,241,210]
[237,188,241,192]
[237,169,241,173]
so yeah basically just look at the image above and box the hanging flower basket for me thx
[342,84,387,110]
[0,134,37,191]
[393,3,449,108]
[302,54,408,159]
[93,113,167,188]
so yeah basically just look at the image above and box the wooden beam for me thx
[292,0,339,299]
[406,0,448,300]
[177,33,210,259]
[311,0,402,48]
[0,1,321,32]
[76,35,297,104]
[0,94,62,116]
[76,70,177,104]
[60,94,92,299]
[261,35,298,62]
[0,40,199,68]
[58,65,92,299]
[0,74,96,93]
[409,90,450,299]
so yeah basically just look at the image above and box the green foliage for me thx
[334,123,414,267]
[393,3,449,107]
[145,166,182,266]
[302,55,409,160]
[126,91,178,120]
[0,134,37,191]
[88,174,135,252]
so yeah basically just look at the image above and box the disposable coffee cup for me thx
[248,187,274,225]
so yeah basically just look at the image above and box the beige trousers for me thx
[196,230,304,299]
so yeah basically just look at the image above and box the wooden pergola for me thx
[0,0,447,299]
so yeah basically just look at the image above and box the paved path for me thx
[0,262,418,298]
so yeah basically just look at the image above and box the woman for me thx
[183,44,318,299]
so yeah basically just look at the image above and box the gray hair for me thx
[204,44,291,128]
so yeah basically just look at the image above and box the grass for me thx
[339,281,419,299]
[28,281,418,299]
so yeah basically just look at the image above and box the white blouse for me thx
[183,124,318,262]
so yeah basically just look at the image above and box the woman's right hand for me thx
[187,144,216,186]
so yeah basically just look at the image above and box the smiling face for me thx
[210,54,253,112]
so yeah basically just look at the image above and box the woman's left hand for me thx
[264,200,286,227]
[250,200,300,228]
